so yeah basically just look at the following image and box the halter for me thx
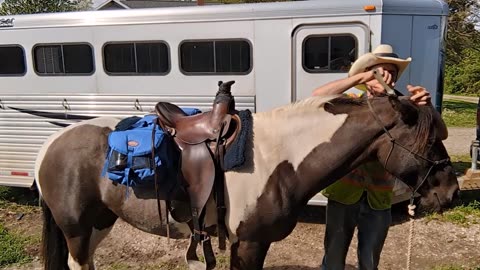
[365,95,450,204]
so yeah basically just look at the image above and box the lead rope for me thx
[406,197,416,270]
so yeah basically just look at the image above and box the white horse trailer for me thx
[0,0,448,205]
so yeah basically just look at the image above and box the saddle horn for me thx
[215,81,236,111]
[217,80,235,96]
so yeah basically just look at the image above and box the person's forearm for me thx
[312,73,365,96]
[433,109,448,140]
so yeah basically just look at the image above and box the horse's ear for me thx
[388,96,419,126]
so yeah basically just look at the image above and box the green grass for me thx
[0,223,32,267]
[426,200,480,226]
[442,100,477,128]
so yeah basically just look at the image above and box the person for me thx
[312,44,448,270]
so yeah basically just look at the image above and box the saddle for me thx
[155,81,240,270]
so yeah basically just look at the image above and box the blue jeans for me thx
[321,194,391,270]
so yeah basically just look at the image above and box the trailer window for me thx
[33,44,94,75]
[103,42,169,75]
[180,40,251,75]
[0,46,26,76]
[303,35,357,73]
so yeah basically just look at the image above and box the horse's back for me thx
[35,117,120,197]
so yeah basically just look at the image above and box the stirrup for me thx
[185,234,216,270]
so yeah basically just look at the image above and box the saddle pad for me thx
[224,109,252,171]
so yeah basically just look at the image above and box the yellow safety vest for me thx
[322,161,395,210]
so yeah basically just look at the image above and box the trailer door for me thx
[293,24,370,101]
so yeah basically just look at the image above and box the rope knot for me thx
[408,203,416,217]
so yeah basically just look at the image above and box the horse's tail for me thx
[41,199,69,270]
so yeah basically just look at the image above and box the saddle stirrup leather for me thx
[155,80,238,270]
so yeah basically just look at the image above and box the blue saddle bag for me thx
[103,108,201,187]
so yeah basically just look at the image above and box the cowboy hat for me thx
[348,44,411,90]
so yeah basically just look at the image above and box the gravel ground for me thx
[444,127,476,155]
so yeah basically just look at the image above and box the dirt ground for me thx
[2,205,480,270]
[2,127,480,270]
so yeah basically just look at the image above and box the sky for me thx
[92,0,106,9]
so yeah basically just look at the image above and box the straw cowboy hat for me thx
[348,44,411,90]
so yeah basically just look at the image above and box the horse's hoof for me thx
[187,260,207,270]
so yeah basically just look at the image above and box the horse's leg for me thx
[230,240,271,270]
[41,199,69,270]
[66,208,118,270]
[65,227,114,270]
[85,225,115,268]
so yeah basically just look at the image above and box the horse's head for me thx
[369,96,458,212]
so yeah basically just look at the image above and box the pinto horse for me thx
[36,94,458,270]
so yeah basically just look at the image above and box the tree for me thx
[445,0,480,66]
[444,0,480,95]
[0,0,92,15]
[445,48,480,95]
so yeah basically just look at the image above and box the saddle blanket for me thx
[103,108,201,187]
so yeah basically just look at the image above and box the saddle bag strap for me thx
[151,121,170,240]
[215,140,227,251]
[191,207,203,241]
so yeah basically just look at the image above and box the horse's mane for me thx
[411,104,435,153]
[255,95,337,119]
[369,96,435,154]
[255,94,435,153]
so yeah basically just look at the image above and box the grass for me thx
[426,200,480,227]
[0,223,33,267]
[442,100,477,128]
[0,186,39,213]
[0,186,41,268]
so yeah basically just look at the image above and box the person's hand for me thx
[407,85,431,106]
[359,67,395,87]
[358,67,395,96]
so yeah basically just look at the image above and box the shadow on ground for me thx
[0,186,38,206]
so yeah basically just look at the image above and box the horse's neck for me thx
[252,108,348,176]
[252,102,388,204]
[223,100,389,234]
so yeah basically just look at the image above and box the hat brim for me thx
[348,53,412,91]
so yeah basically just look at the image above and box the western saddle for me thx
[155,81,239,270]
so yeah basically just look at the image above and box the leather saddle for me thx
[155,81,240,270]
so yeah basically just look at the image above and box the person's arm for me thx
[312,73,365,96]
[312,67,395,96]
[433,110,449,140]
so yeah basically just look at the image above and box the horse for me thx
[35,94,458,270]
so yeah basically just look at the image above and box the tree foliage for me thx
[445,48,480,95]
[0,0,92,15]
[444,0,480,95]
[445,0,480,66]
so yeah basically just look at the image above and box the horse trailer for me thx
[0,0,448,205]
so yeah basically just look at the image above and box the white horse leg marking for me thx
[68,253,89,270]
